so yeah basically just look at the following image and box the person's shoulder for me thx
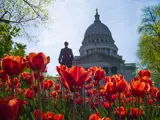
[61,48,65,51]
[68,48,72,51]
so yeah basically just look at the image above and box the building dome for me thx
[79,9,118,57]
[84,20,111,39]
[82,9,114,46]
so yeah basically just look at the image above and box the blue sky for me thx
[15,0,160,76]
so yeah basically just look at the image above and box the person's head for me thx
[64,41,69,47]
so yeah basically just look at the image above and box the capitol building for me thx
[73,9,135,81]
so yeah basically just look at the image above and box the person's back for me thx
[58,42,74,68]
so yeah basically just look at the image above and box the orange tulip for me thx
[60,66,92,91]
[113,74,128,93]
[56,65,68,75]
[89,112,101,120]
[42,111,54,120]
[104,76,116,94]
[130,78,149,97]
[0,97,23,120]
[2,56,26,76]
[27,52,50,72]
[89,66,105,81]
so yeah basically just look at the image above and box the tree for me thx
[10,42,27,57]
[0,0,54,39]
[137,4,160,84]
[0,23,26,58]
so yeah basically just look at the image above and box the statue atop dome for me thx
[96,8,98,14]
[95,8,100,23]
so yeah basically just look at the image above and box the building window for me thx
[108,49,110,54]
[101,39,103,43]
[111,67,117,74]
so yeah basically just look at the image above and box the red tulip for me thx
[76,98,83,104]
[60,66,92,91]
[114,106,127,119]
[54,84,60,90]
[32,84,38,93]
[42,80,54,90]
[27,52,50,72]
[0,70,8,82]
[20,72,34,85]
[138,69,151,78]
[34,109,44,120]
[156,90,160,101]
[54,114,64,120]
[24,88,36,99]
[103,101,110,110]
[0,97,23,120]
[130,107,143,119]
[6,77,21,88]
[2,56,26,76]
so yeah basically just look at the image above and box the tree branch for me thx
[0,11,8,19]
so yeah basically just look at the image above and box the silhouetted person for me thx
[58,41,74,68]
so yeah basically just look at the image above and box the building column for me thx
[108,67,112,76]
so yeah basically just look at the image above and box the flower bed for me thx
[0,52,160,120]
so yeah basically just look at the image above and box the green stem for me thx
[97,82,100,112]
[10,76,14,96]
[144,94,148,120]
[2,81,5,92]
[37,72,42,120]
[137,97,140,120]
[119,93,121,120]
[72,86,76,120]
[83,83,85,105]
[30,70,35,109]
[31,85,35,108]
[48,89,50,111]
[108,94,112,119]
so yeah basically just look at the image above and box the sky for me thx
[15,0,160,76]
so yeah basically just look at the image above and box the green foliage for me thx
[0,23,26,58]
[137,4,160,83]
[10,42,27,57]
[0,0,55,41]
[0,0,54,25]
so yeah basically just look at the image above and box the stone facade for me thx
[73,9,135,81]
